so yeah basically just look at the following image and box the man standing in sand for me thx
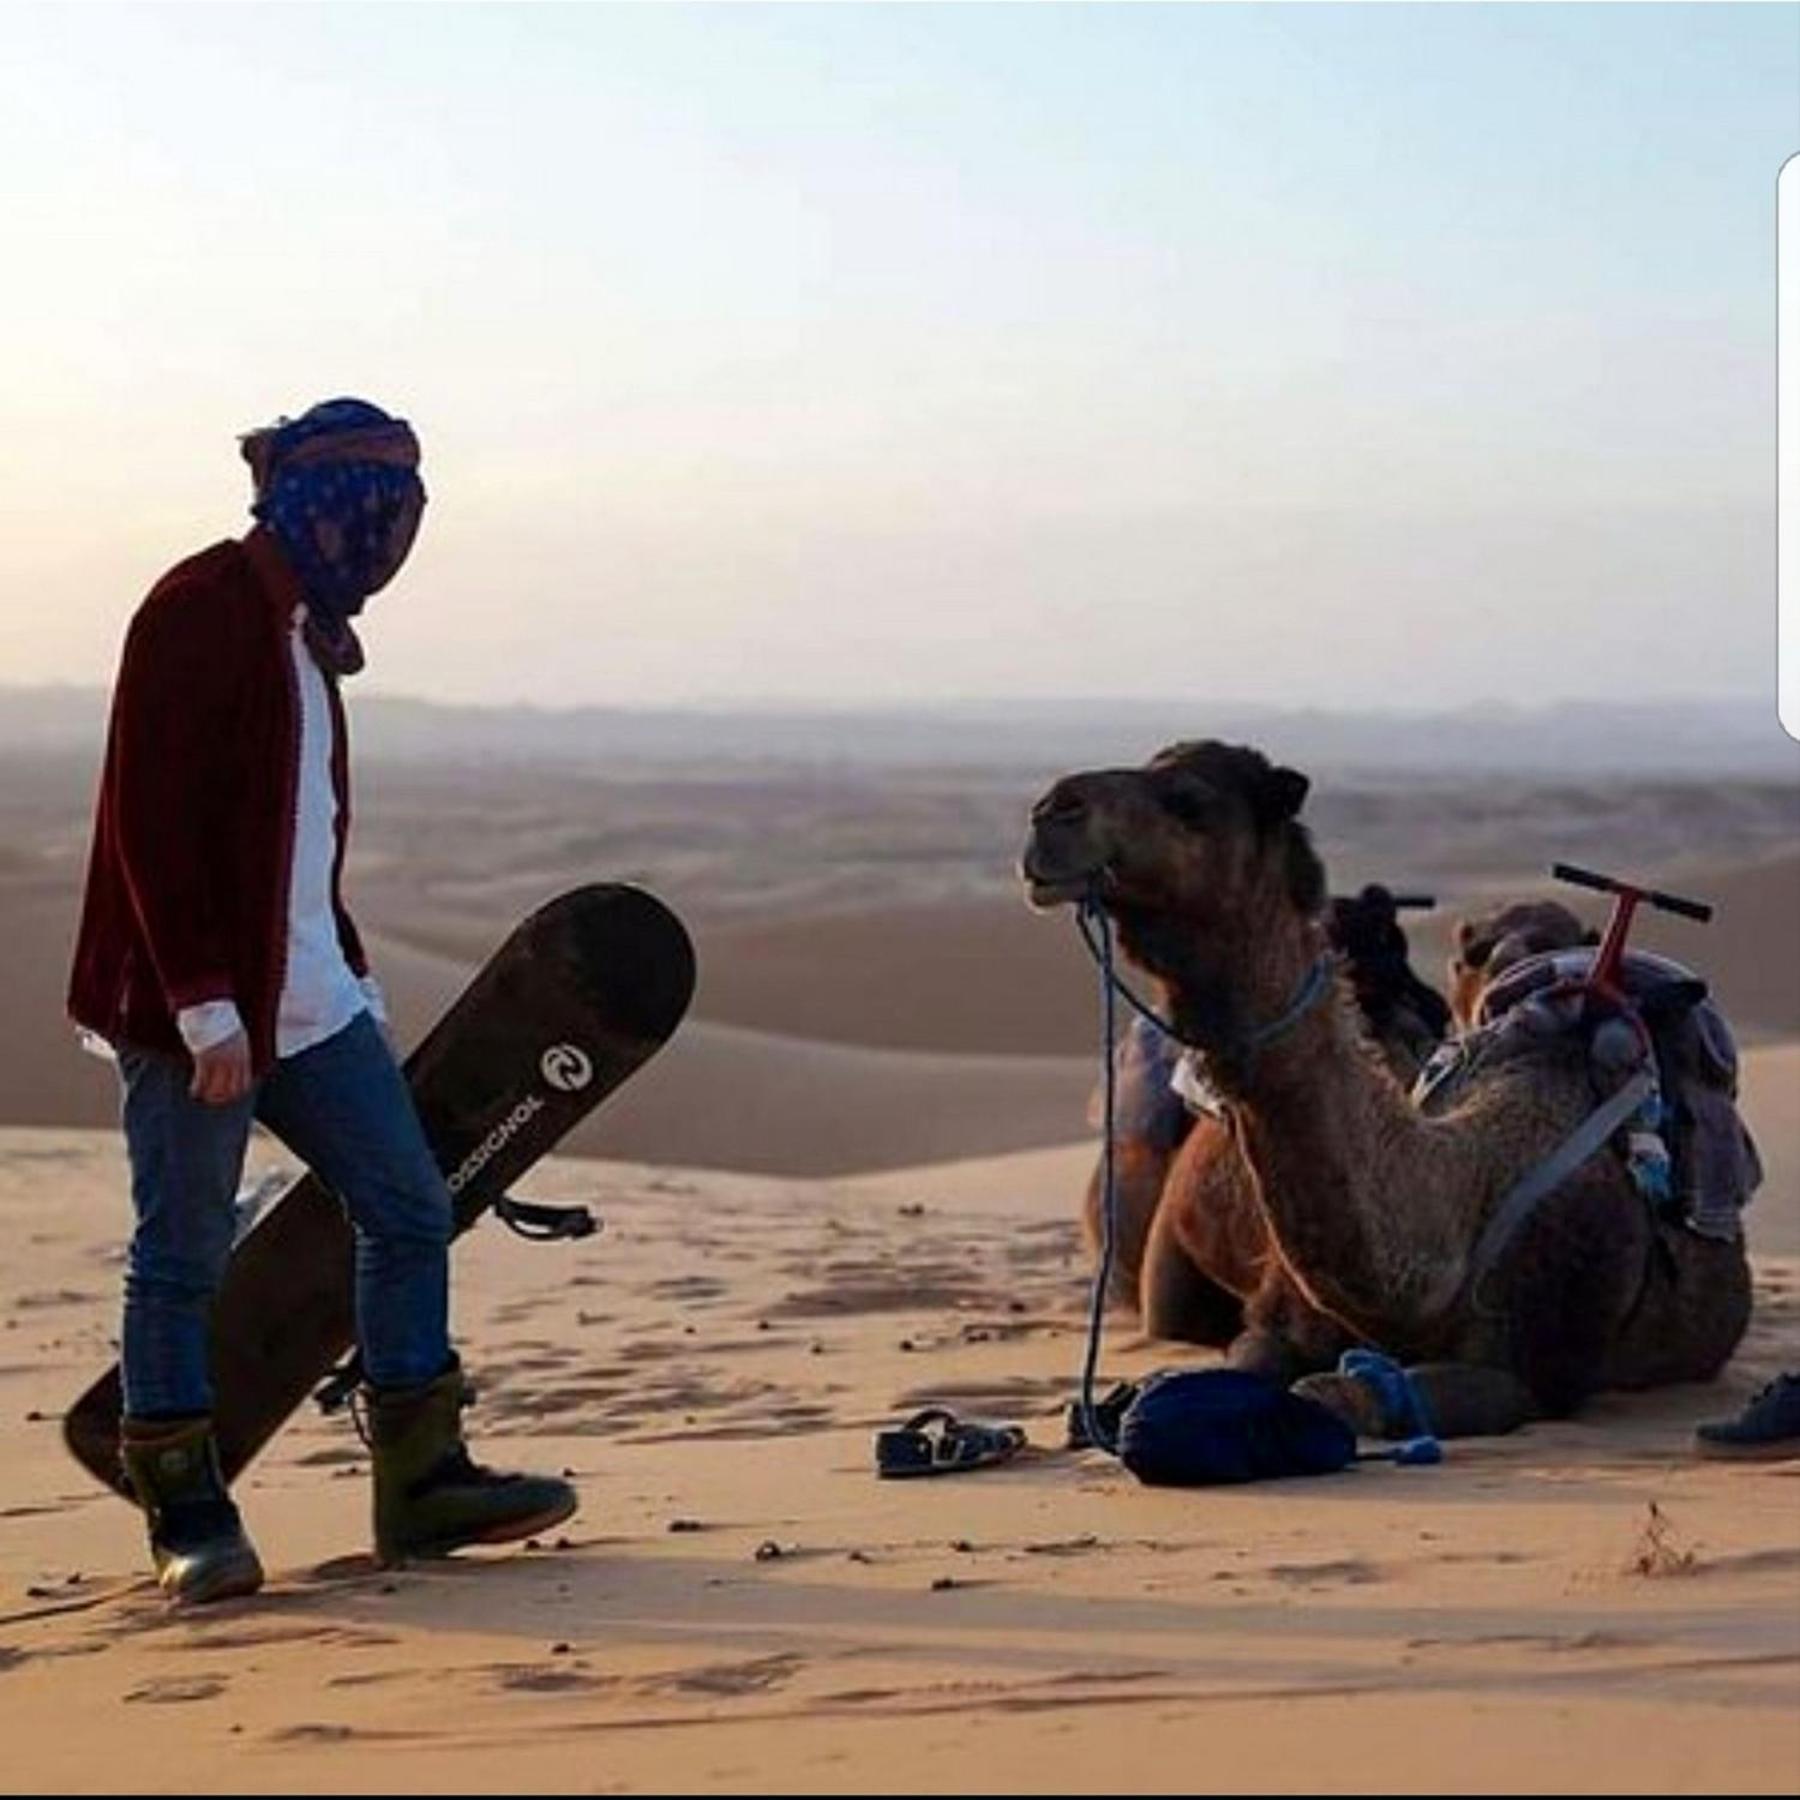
[67,399,576,1604]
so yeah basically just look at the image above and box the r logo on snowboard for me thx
[541,1043,594,1092]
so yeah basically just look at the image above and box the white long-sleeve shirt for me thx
[174,611,384,1059]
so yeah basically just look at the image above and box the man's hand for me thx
[190,1030,253,1105]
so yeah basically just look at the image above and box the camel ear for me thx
[1257,765,1310,824]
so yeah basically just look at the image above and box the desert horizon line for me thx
[0,679,1783,722]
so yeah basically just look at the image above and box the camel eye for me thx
[1154,780,1216,828]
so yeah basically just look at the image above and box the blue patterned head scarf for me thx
[241,398,425,673]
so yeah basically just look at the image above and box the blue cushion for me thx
[1117,1368,1357,1486]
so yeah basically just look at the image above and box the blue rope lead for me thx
[1078,894,1122,1457]
[1074,905,1336,1060]
[1077,902,1192,1045]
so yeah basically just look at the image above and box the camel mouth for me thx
[1019,853,1108,911]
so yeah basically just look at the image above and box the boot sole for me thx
[378,1493,579,1565]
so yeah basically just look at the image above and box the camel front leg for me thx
[1139,1188,1245,1346]
[1294,1360,1541,1440]
[1082,1139,1171,1311]
[1226,1268,1358,1383]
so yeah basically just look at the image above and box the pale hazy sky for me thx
[0,2,1792,710]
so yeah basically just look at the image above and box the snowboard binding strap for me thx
[495,1195,601,1242]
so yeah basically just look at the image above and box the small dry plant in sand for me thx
[1626,1501,1699,1578]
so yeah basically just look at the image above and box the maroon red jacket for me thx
[67,532,369,1073]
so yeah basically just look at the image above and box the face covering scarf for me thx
[241,398,425,677]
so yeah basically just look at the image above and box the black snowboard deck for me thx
[64,884,695,1499]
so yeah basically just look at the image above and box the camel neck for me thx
[1158,904,1331,1095]
[1227,983,1473,1347]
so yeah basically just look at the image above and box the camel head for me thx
[1447,898,1595,1028]
[1021,739,1327,992]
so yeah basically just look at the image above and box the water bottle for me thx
[1624,1094,1674,1210]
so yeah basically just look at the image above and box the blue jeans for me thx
[118,1010,452,1419]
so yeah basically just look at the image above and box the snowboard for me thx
[64,884,696,1499]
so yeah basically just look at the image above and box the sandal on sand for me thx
[875,1408,1028,1478]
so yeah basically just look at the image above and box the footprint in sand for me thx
[1005,1231,1082,1270]
[125,1675,229,1704]
[645,1275,730,1302]
[636,1404,838,1444]
[187,1622,397,1652]
[500,1348,585,1373]
[774,1257,989,1317]
[894,1373,1069,1411]
[1264,1557,1382,1587]
[489,1300,561,1327]
[485,1380,632,1424]
[14,1289,103,1311]
[646,1653,807,1699]
[493,1663,615,1695]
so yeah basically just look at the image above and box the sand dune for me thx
[325,929,1098,1179]
[358,838,1800,1051]
[642,897,1105,1056]
[670,850,1800,1059]
[0,888,1094,1177]
[4,835,1795,1175]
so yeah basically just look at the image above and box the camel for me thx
[1082,885,1451,1380]
[1445,897,1594,1029]
[1024,739,1751,1438]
